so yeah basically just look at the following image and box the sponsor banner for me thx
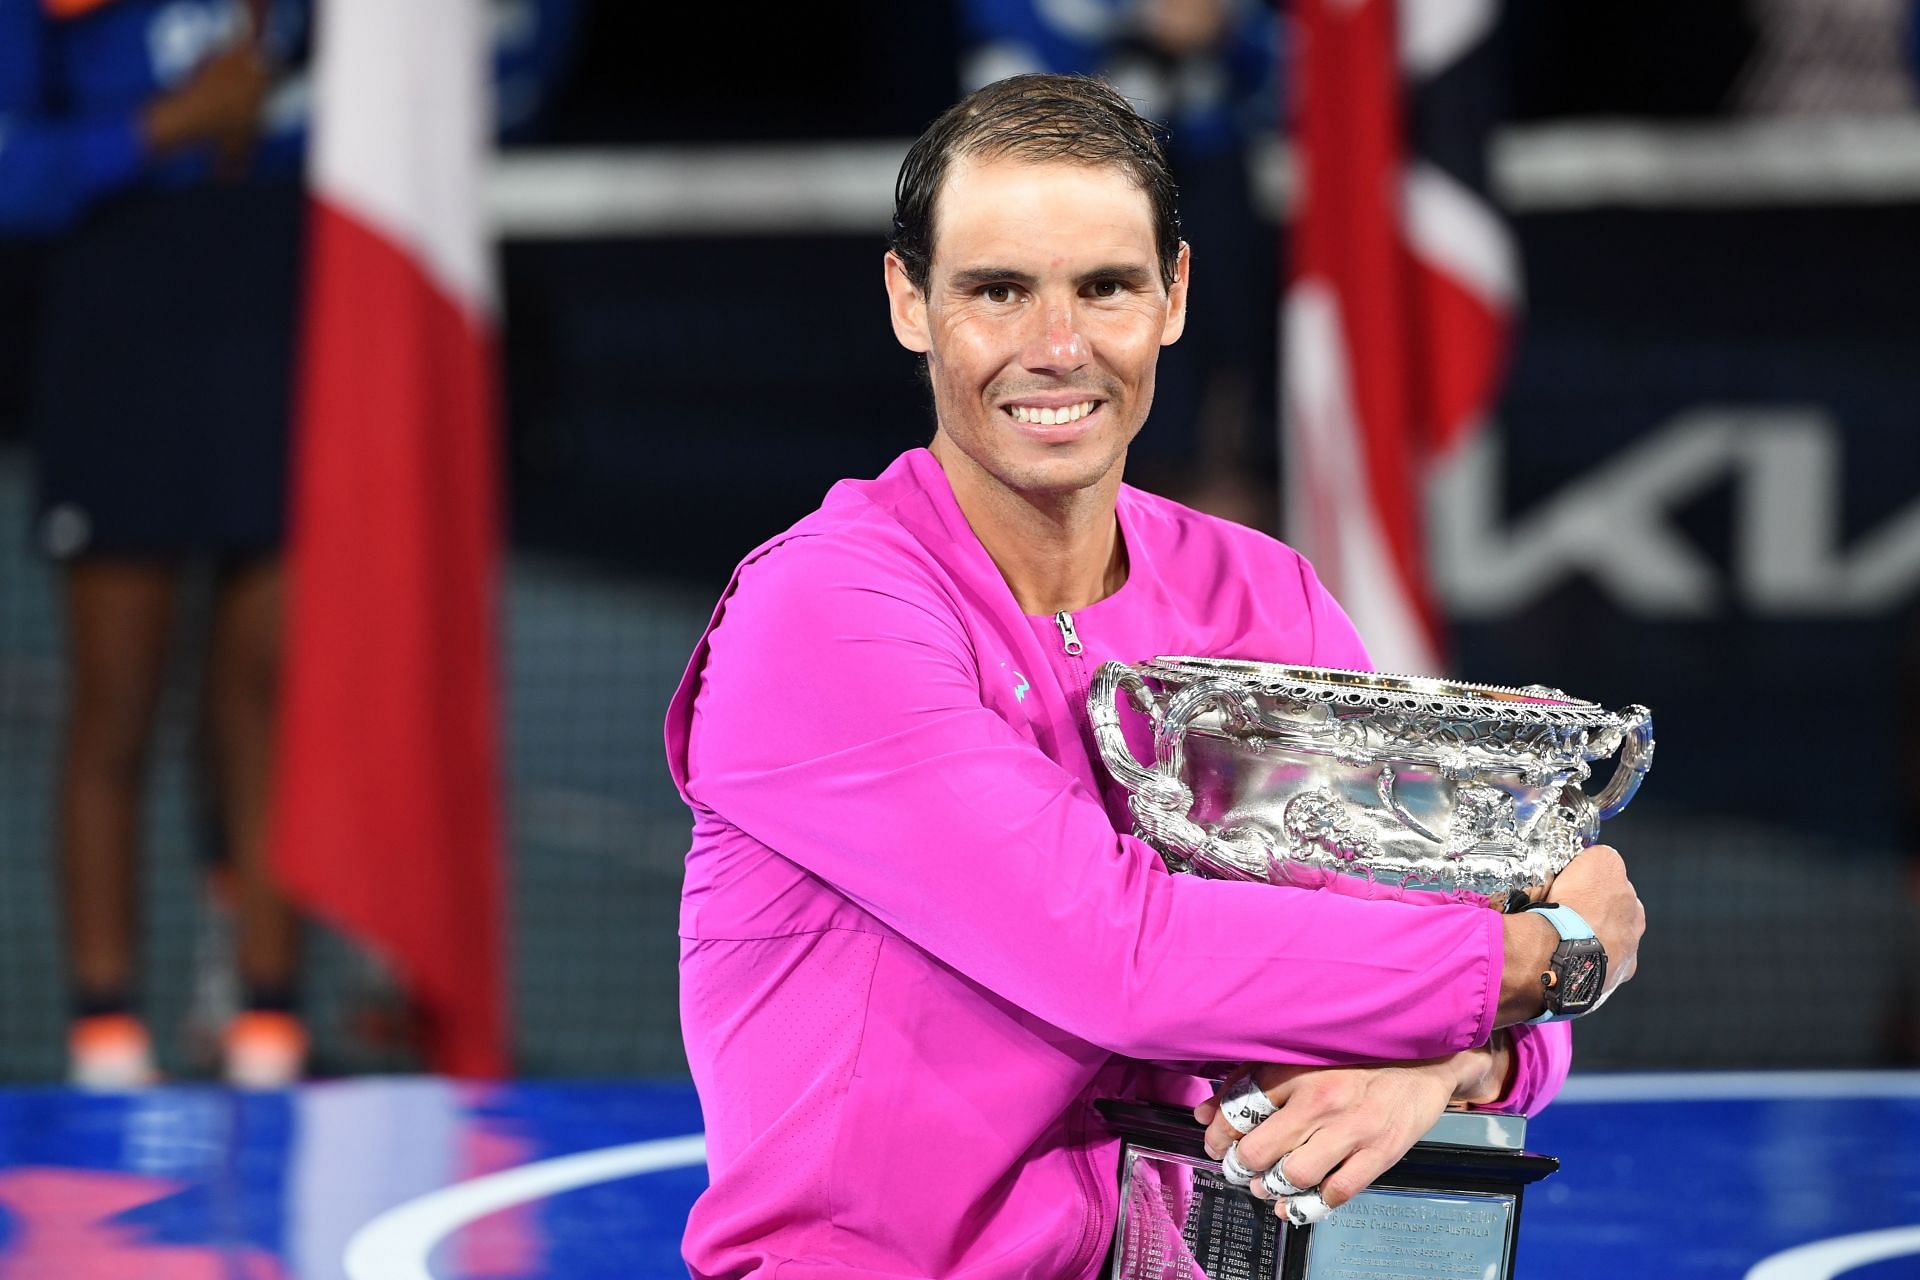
[1449,204,1920,845]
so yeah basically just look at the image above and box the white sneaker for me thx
[69,1015,159,1090]
[223,1012,308,1089]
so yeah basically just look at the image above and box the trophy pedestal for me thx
[1099,1100,1559,1280]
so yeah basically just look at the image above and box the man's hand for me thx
[1498,843,1646,1024]
[1193,1043,1509,1221]
[140,44,270,163]
[1141,0,1230,56]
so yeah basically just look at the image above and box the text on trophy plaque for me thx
[1302,1188,1514,1280]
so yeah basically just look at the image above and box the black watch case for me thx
[1543,935,1607,1016]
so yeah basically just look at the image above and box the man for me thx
[664,74,1644,1278]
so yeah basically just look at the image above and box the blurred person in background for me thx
[962,0,1279,528]
[0,0,578,1089]
[1734,0,1916,113]
[1510,0,1920,118]
[0,0,313,1089]
[667,73,1644,1277]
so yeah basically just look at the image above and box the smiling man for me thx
[664,74,1643,1279]
[885,161,1171,620]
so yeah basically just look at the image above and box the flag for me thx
[1283,0,1519,675]
[271,0,506,1076]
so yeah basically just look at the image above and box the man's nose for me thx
[1022,302,1088,374]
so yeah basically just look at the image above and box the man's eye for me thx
[1089,280,1121,298]
[983,284,1016,303]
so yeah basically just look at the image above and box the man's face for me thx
[885,155,1189,502]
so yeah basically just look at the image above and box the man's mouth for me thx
[1004,400,1100,426]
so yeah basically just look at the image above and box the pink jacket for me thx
[664,449,1570,1279]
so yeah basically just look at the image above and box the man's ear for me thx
[1160,241,1192,347]
[884,251,932,353]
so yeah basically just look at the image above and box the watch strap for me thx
[1527,903,1595,945]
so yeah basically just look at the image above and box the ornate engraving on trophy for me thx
[1281,789,1379,864]
[1088,657,1655,901]
[1301,1188,1513,1280]
[1115,1148,1283,1280]
[1442,783,1520,857]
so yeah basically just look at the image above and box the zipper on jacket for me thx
[1054,609,1103,774]
[1050,616,1116,1273]
[1054,610,1084,656]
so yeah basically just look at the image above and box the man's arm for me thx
[1190,848,1644,1218]
[1188,559,1646,1217]
[0,3,270,234]
[679,534,1527,1068]
[1295,551,1640,1117]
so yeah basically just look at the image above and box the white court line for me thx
[1556,1070,1920,1103]
[1746,1225,1920,1280]
[343,1133,707,1280]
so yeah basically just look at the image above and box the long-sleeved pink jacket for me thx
[665,449,1571,1279]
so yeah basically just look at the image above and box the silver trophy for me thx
[1086,656,1654,1280]
[1088,657,1654,909]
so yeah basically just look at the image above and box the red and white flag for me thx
[271,0,506,1076]
[1283,0,1518,675]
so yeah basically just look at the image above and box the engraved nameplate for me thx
[1113,1147,1285,1280]
[1301,1187,1514,1280]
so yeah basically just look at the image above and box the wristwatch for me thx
[1520,902,1607,1024]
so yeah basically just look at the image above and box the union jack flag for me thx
[1283,0,1518,675]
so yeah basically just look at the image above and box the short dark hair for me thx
[890,73,1181,295]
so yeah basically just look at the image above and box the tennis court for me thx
[1,1072,1915,1278]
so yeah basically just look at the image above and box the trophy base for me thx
[1098,1100,1559,1280]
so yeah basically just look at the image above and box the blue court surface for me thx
[0,1071,1914,1278]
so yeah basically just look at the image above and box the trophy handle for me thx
[1591,705,1655,820]
[1154,679,1266,780]
[1091,664,1272,880]
[1088,661,1170,799]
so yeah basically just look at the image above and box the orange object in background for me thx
[42,0,119,18]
